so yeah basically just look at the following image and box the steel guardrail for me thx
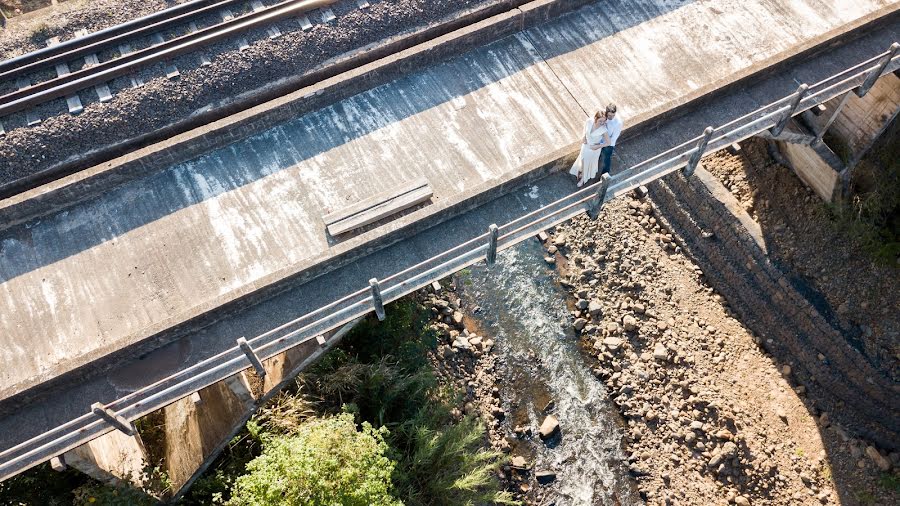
[0,42,897,483]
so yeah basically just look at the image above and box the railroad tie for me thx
[251,1,281,39]
[117,44,145,87]
[298,14,313,30]
[16,77,41,126]
[319,7,337,23]
[0,120,5,136]
[188,22,212,65]
[46,37,83,114]
[220,9,251,51]
[356,0,370,8]
[74,29,113,102]
[150,32,181,79]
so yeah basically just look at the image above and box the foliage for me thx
[227,413,401,506]
[828,118,900,264]
[393,413,517,506]
[71,481,156,506]
[0,463,86,505]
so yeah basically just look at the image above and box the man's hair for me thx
[606,103,617,115]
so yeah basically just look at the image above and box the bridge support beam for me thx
[813,90,852,145]
[369,278,386,321]
[771,84,808,137]
[587,173,610,219]
[684,126,715,177]
[236,337,267,378]
[857,42,899,97]
[91,403,135,436]
[485,224,498,266]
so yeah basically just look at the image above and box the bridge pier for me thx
[62,429,150,489]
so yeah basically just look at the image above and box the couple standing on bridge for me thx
[570,103,623,187]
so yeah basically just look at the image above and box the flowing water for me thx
[458,239,640,505]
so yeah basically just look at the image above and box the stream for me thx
[458,238,640,505]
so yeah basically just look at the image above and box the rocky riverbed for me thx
[420,172,898,505]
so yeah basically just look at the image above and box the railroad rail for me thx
[0,0,341,118]
[0,41,896,483]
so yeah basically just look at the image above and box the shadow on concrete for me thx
[0,0,695,283]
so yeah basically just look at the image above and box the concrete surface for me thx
[0,0,898,465]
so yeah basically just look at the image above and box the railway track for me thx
[0,0,355,131]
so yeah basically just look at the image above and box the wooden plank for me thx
[328,185,433,236]
[323,177,429,225]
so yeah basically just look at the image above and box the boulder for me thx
[539,415,560,439]
[535,470,557,485]
[589,299,603,316]
[603,337,624,351]
[622,315,638,332]
[511,456,528,468]
[653,343,668,361]
[573,318,587,331]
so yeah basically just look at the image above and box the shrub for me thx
[227,413,401,506]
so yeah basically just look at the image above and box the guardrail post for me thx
[684,126,714,177]
[485,224,498,266]
[587,173,611,219]
[770,84,808,137]
[813,90,852,145]
[91,403,135,436]
[236,337,267,378]
[856,42,899,97]
[369,278,386,321]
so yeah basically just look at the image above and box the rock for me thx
[491,405,505,420]
[573,318,587,331]
[452,311,465,326]
[781,364,792,376]
[430,281,442,292]
[576,299,589,310]
[452,335,471,351]
[776,407,788,423]
[653,342,667,361]
[734,496,751,506]
[535,470,557,485]
[588,299,603,316]
[603,337,624,351]
[721,441,737,457]
[545,256,556,265]
[623,315,638,332]
[511,456,528,468]
[468,336,483,349]
[633,303,646,314]
[539,415,560,439]
[553,234,567,247]
[866,446,892,471]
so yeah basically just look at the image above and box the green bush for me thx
[227,413,401,506]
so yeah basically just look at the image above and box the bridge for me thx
[0,0,898,496]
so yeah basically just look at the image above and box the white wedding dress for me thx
[569,118,608,186]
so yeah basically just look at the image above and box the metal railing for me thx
[0,42,897,483]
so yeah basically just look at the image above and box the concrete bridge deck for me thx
[0,0,898,460]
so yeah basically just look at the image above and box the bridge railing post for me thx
[770,83,808,137]
[856,42,899,98]
[237,337,267,378]
[485,224,498,266]
[587,173,611,219]
[683,126,714,177]
[91,403,135,436]
[369,278,386,321]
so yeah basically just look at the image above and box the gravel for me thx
[0,0,504,188]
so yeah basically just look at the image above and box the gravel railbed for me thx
[0,0,503,187]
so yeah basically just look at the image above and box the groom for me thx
[600,104,623,175]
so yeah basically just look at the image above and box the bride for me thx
[569,110,611,187]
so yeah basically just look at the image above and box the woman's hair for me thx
[593,110,604,120]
